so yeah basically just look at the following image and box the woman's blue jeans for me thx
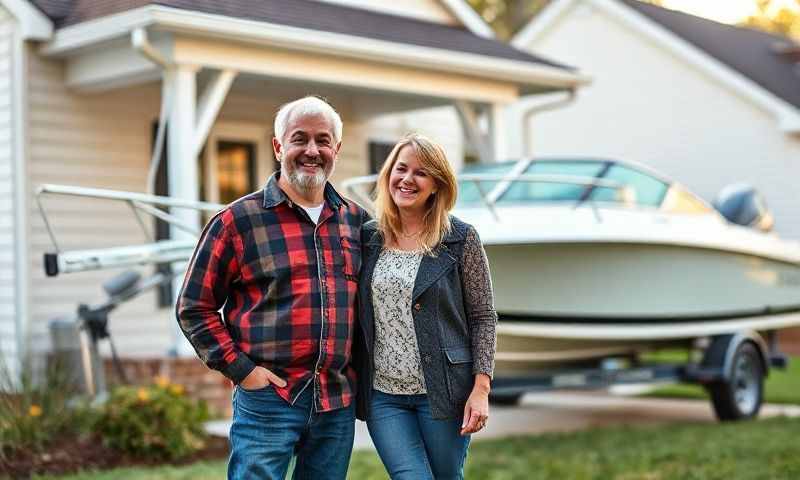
[228,385,355,480]
[367,389,470,480]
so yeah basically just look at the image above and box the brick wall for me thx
[779,327,800,356]
[104,357,233,417]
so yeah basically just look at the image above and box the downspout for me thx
[11,28,29,368]
[132,27,173,194]
[517,88,577,158]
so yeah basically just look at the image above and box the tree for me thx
[466,0,799,41]
[739,0,800,39]
[465,0,551,40]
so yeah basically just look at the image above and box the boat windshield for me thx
[499,161,607,204]
[456,159,671,208]
[586,164,669,207]
[457,161,517,205]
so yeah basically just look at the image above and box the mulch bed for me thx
[0,434,229,479]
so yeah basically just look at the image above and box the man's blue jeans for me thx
[366,390,470,480]
[228,384,355,480]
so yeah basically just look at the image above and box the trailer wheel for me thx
[489,392,522,406]
[709,342,764,421]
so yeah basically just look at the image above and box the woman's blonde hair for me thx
[374,133,458,253]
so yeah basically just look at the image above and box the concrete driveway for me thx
[205,391,800,450]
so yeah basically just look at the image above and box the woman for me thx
[354,133,497,480]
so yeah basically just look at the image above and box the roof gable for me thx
[513,0,800,132]
[31,0,494,37]
[1,0,51,39]
[620,0,800,113]
[33,0,567,69]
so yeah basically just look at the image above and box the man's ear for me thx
[334,141,342,155]
[272,137,282,160]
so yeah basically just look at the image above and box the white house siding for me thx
[518,2,800,239]
[314,0,459,25]
[0,7,17,374]
[26,48,168,359]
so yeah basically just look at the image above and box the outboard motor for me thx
[713,183,774,232]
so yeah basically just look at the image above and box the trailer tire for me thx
[709,342,764,421]
[489,392,522,406]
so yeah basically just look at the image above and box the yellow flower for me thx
[154,375,170,388]
[28,405,43,417]
[137,388,150,402]
[170,384,185,396]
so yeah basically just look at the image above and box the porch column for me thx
[455,101,493,164]
[456,101,511,163]
[489,103,510,163]
[168,63,200,357]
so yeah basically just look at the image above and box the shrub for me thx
[93,377,210,460]
[0,356,91,460]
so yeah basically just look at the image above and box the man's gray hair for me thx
[274,96,343,144]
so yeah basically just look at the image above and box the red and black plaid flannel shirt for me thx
[176,173,368,412]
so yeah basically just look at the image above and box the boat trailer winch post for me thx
[36,184,224,399]
[48,269,177,400]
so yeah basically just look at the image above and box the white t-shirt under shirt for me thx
[301,203,325,224]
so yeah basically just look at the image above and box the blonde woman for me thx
[353,133,497,479]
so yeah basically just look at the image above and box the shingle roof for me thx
[30,0,572,70]
[621,0,800,110]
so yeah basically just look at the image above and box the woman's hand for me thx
[460,373,491,435]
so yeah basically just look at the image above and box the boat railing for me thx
[36,184,225,275]
[342,173,635,221]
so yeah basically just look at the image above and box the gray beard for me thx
[281,156,331,194]
[288,167,326,193]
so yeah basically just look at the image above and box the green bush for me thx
[93,378,210,460]
[0,356,91,460]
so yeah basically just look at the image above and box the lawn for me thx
[641,353,800,405]
[35,416,800,480]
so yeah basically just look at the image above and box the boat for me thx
[447,157,800,375]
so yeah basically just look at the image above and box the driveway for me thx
[205,391,800,450]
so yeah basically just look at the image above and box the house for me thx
[0,0,587,381]
[511,0,800,241]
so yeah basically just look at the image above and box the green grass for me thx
[641,353,800,405]
[36,416,800,480]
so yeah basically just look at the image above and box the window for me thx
[498,160,606,204]
[588,164,668,207]
[368,141,395,175]
[215,141,257,204]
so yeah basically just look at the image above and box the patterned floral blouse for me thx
[371,228,496,395]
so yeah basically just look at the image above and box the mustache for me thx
[295,158,323,165]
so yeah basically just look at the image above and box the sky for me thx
[661,0,799,24]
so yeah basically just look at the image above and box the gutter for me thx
[512,89,579,157]
[11,28,29,365]
[131,27,172,195]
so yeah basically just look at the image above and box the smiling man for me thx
[176,96,369,479]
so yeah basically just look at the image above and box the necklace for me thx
[399,229,422,238]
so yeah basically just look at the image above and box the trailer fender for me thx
[703,332,769,380]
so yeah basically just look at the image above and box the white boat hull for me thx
[486,242,800,320]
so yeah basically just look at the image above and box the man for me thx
[176,96,368,479]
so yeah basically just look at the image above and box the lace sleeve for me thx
[461,226,497,378]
